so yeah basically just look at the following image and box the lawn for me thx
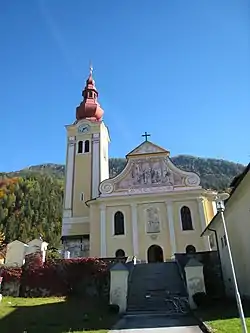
[0,296,119,333]
[196,300,250,333]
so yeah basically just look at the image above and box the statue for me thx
[146,207,160,233]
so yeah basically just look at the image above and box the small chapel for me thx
[61,68,218,262]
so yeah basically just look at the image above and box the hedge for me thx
[1,252,109,298]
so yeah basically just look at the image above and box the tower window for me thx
[78,141,83,154]
[84,140,90,153]
[181,206,193,231]
[89,91,93,98]
[114,211,125,235]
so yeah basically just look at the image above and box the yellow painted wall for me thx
[63,119,217,260]
[203,199,215,224]
[89,192,215,260]
[73,142,92,217]
[172,200,205,253]
[106,205,133,257]
[137,202,172,260]
[89,206,100,257]
[64,119,110,238]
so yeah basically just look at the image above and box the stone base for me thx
[2,281,20,297]
[62,235,90,258]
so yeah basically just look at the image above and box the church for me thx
[61,68,217,262]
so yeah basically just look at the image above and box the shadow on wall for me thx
[0,297,118,333]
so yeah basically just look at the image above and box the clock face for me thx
[78,125,90,134]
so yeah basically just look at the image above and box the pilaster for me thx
[100,204,107,257]
[92,133,100,199]
[197,198,210,250]
[131,203,139,257]
[63,136,75,217]
[165,200,177,258]
[212,201,218,216]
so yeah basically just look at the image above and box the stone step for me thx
[128,285,186,295]
[127,299,190,313]
[127,262,187,313]
[128,291,186,299]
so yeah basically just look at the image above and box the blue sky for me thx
[0,1,249,172]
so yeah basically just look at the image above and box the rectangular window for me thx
[80,193,84,201]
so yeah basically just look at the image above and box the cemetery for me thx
[0,238,249,332]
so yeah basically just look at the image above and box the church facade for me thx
[61,68,217,262]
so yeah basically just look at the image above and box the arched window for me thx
[78,141,83,154]
[114,211,125,235]
[84,140,90,153]
[181,206,193,230]
[115,249,125,258]
[186,245,196,254]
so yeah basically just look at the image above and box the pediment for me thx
[99,155,201,196]
[127,141,169,157]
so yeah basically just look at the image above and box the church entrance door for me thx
[147,245,163,263]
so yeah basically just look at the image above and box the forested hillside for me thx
[0,156,245,248]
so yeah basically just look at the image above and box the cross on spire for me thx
[142,131,151,142]
[89,63,93,75]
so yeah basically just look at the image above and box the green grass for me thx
[0,296,119,333]
[206,317,250,333]
[196,300,250,333]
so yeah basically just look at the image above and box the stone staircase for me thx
[126,261,189,315]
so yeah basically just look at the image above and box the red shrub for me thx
[19,256,109,297]
[1,267,22,283]
[1,256,109,297]
[23,252,43,270]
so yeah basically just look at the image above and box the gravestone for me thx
[5,240,29,267]
[26,239,48,262]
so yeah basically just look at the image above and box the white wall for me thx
[205,171,250,298]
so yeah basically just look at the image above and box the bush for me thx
[193,292,209,308]
[1,267,22,283]
[108,304,120,314]
[2,256,109,298]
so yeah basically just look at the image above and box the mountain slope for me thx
[17,155,245,190]
[0,155,245,247]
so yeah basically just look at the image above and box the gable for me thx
[99,154,201,196]
[127,141,169,157]
[7,240,27,247]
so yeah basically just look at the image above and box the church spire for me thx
[76,66,104,122]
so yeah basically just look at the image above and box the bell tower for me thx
[61,67,110,257]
